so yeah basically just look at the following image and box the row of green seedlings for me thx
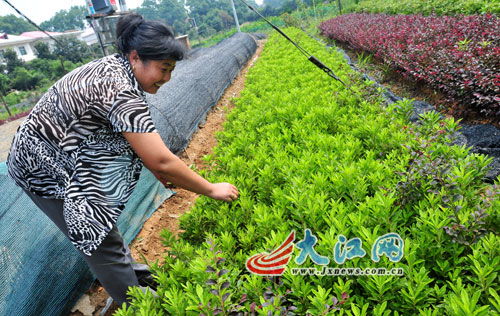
[115,28,498,315]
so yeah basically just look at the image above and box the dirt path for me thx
[68,40,265,316]
[0,117,25,162]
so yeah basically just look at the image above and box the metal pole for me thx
[87,17,107,57]
[312,0,318,22]
[229,0,241,32]
[3,0,64,46]
[119,0,127,11]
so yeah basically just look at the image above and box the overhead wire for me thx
[235,0,361,96]
[291,2,373,99]
[2,0,64,47]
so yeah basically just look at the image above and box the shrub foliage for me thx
[355,0,500,15]
[319,13,500,119]
[115,29,499,315]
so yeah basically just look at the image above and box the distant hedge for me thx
[354,0,499,15]
[320,13,500,118]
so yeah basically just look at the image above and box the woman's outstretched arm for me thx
[123,132,238,202]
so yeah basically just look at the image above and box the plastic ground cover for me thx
[0,163,172,316]
[0,32,257,316]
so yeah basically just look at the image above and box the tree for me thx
[186,0,228,34]
[218,10,234,29]
[185,0,259,34]
[33,42,56,60]
[0,14,36,35]
[133,0,260,39]
[264,0,286,8]
[27,58,57,80]
[10,67,43,91]
[0,73,12,116]
[204,9,226,32]
[89,43,104,58]
[281,0,299,12]
[233,0,260,24]
[136,0,191,35]
[53,37,92,63]
[157,0,192,35]
[260,0,303,15]
[40,6,87,32]
[135,0,162,21]
[3,49,24,74]
[0,74,9,93]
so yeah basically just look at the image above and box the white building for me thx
[79,28,98,46]
[0,30,83,62]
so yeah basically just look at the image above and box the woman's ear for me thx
[128,50,140,66]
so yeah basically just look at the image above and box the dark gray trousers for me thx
[23,189,151,306]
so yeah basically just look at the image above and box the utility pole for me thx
[189,17,199,37]
[229,0,241,32]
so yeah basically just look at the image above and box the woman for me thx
[7,13,238,306]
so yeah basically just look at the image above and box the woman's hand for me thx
[123,132,239,202]
[207,183,239,202]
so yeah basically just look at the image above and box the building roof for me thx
[0,34,33,47]
[19,31,62,38]
[0,30,84,47]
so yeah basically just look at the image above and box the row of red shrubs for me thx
[0,111,31,126]
[319,13,499,118]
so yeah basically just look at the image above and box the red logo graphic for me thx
[246,231,295,275]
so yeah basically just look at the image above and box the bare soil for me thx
[68,40,265,316]
[0,117,24,162]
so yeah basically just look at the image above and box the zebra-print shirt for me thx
[7,54,157,256]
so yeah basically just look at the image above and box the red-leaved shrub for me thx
[0,110,31,126]
[319,13,499,118]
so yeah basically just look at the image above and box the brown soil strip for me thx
[68,39,265,316]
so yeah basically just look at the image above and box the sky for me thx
[0,0,264,25]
